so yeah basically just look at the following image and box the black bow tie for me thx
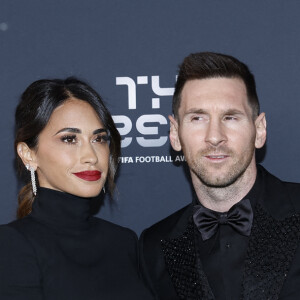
[193,198,253,241]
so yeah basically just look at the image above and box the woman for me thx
[0,78,153,300]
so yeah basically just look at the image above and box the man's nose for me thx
[205,119,227,147]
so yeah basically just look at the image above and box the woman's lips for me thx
[73,171,101,181]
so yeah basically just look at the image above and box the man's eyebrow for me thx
[184,108,208,115]
[54,128,81,135]
[223,109,245,115]
[184,108,245,115]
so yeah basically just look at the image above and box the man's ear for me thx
[255,112,267,149]
[17,142,37,170]
[168,115,182,151]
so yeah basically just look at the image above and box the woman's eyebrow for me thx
[93,128,107,135]
[54,128,81,135]
[54,128,107,136]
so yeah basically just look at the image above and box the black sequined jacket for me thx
[139,166,300,300]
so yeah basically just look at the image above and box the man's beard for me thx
[185,145,255,188]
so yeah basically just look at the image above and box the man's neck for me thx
[192,164,257,213]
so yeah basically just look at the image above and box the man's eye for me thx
[191,116,204,121]
[224,116,237,121]
[61,135,77,144]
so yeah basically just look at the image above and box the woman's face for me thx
[31,98,110,198]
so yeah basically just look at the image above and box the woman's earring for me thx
[103,186,105,194]
[26,164,37,196]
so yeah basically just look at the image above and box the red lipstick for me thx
[73,170,101,181]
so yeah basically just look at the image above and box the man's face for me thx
[169,77,266,188]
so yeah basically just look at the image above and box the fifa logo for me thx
[113,76,175,148]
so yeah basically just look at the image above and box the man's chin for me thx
[197,169,239,188]
[198,165,250,188]
[200,177,232,188]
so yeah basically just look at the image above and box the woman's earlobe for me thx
[17,142,37,169]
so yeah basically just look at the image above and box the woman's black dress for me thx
[0,188,153,300]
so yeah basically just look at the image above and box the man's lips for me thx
[73,171,101,181]
[204,154,229,161]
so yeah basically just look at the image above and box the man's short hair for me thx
[172,52,260,120]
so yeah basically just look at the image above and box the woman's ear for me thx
[17,142,37,170]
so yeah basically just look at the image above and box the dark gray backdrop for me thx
[0,1,299,234]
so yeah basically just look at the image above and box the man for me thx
[139,52,300,300]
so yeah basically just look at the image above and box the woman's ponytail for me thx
[17,183,35,219]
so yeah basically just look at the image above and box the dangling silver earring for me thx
[26,164,37,196]
[103,186,105,194]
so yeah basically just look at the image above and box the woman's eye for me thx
[93,135,109,144]
[61,135,77,144]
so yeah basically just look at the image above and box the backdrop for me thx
[0,1,299,234]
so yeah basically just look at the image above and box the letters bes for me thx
[113,76,175,148]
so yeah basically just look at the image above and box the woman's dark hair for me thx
[15,77,121,218]
[173,52,260,120]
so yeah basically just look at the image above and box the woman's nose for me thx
[80,142,98,165]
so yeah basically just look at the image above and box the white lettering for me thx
[116,77,137,109]
[136,114,168,147]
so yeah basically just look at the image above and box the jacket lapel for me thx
[161,206,300,300]
[161,219,215,300]
[160,166,300,300]
[241,204,300,300]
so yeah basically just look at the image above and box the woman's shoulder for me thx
[0,221,42,293]
[0,218,33,247]
[0,220,40,269]
[0,215,40,237]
